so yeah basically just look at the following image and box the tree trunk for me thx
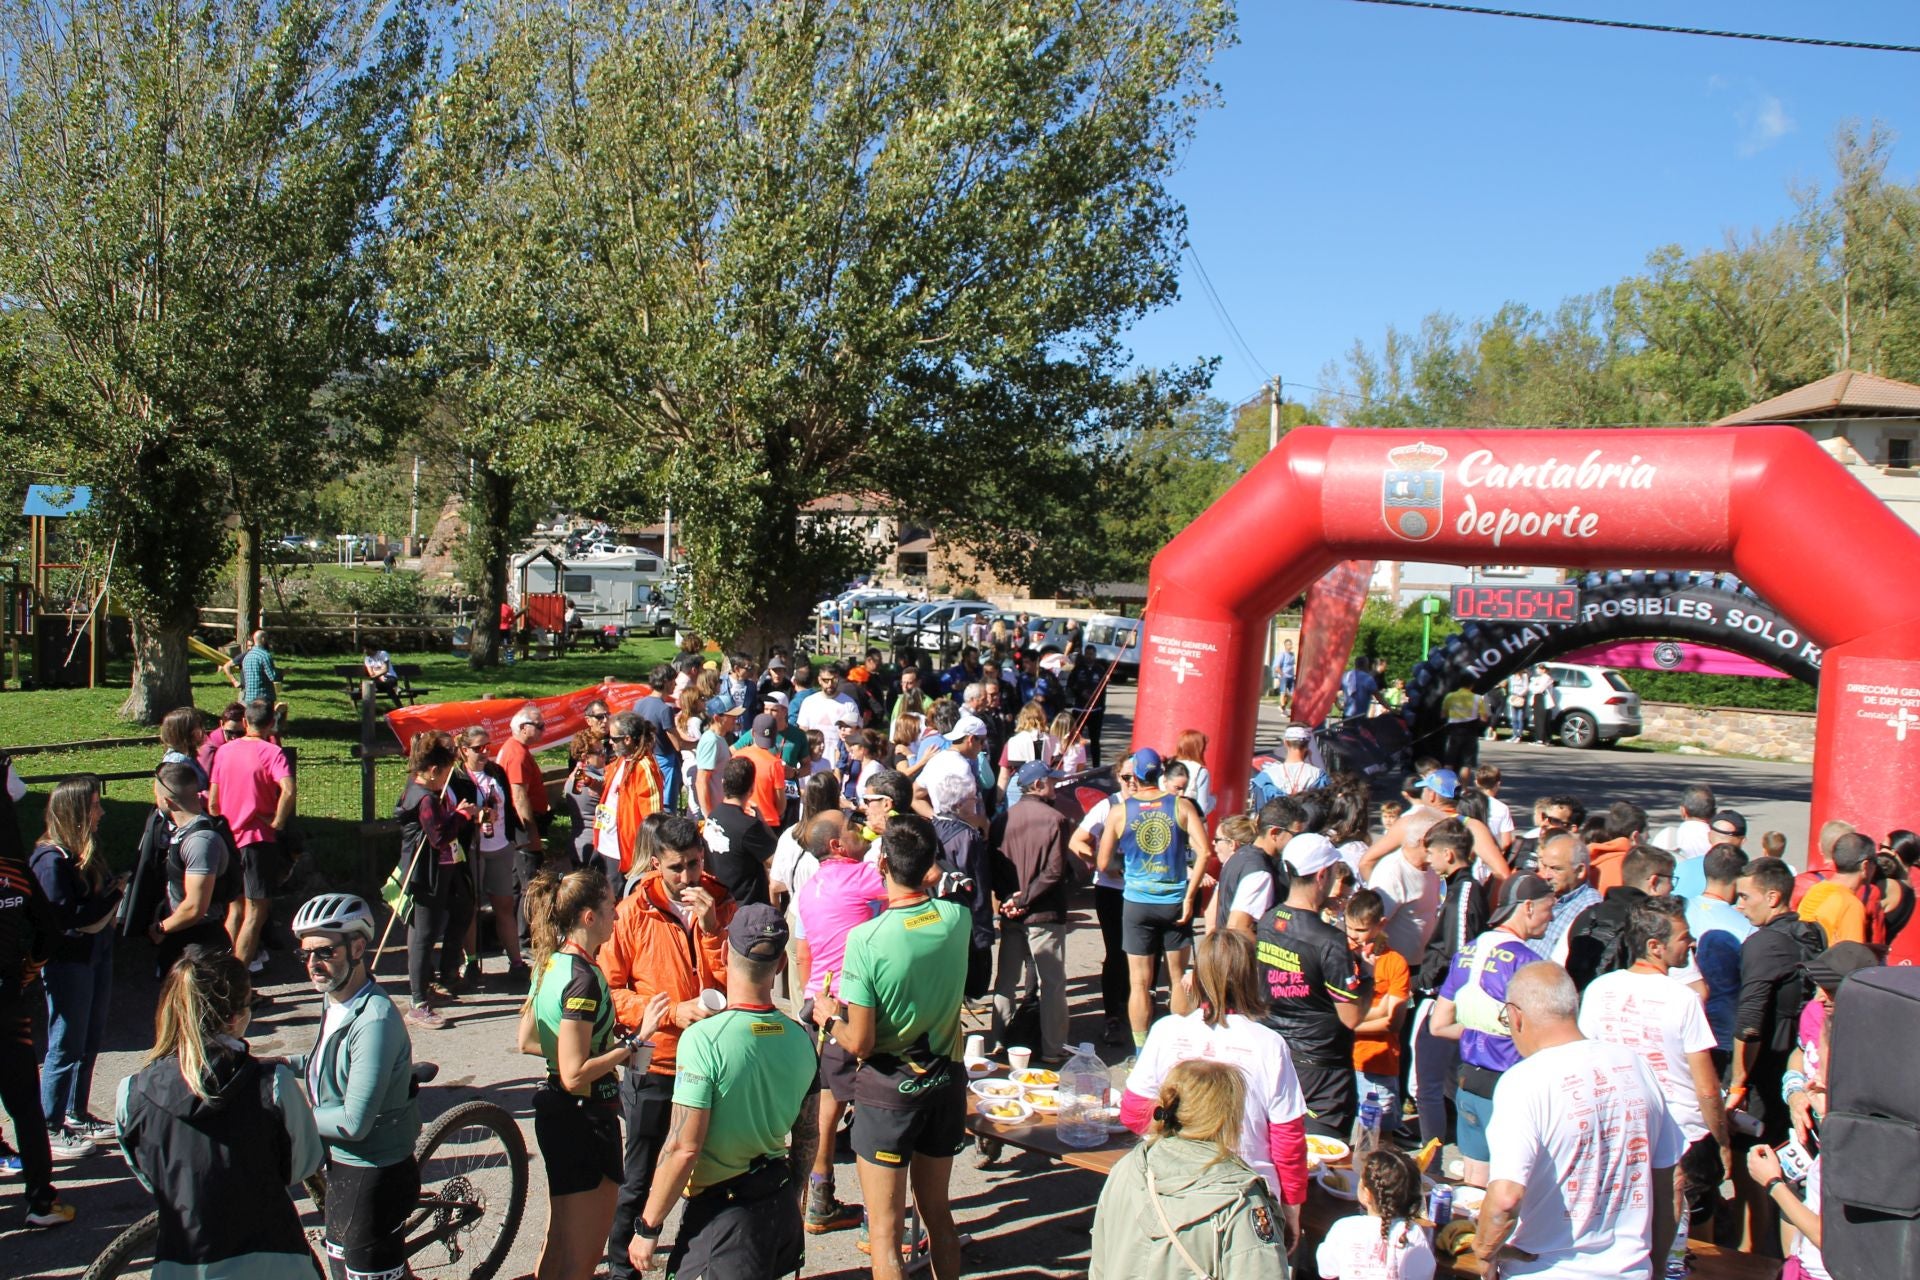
[121,615,193,724]
[235,522,262,642]
[466,464,516,670]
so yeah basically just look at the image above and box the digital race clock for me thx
[1450,583,1580,624]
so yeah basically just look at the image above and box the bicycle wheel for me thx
[85,1213,159,1280]
[407,1099,529,1280]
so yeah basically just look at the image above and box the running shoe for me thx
[405,1004,448,1031]
[0,1149,22,1177]
[47,1127,98,1160]
[803,1178,861,1234]
[67,1113,115,1141]
[26,1199,76,1228]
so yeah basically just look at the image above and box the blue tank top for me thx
[1118,794,1188,905]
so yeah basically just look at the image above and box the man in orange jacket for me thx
[600,814,735,1280]
[594,712,665,884]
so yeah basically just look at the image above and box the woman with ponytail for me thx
[30,774,126,1152]
[117,947,323,1277]
[1092,1059,1289,1280]
[517,865,668,1280]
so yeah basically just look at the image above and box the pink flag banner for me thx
[385,681,654,753]
[1292,559,1376,726]
[1560,641,1790,680]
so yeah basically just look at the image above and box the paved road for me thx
[11,685,1812,1277]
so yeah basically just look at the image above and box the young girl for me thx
[1050,711,1089,776]
[396,733,477,1029]
[1315,1148,1434,1280]
[519,866,668,1280]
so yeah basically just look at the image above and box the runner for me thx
[290,894,423,1280]
[811,814,971,1280]
[1096,747,1210,1048]
[627,905,817,1280]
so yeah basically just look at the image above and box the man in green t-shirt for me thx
[812,815,970,1280]
[629,903,819,1279]
[735,692,808,770]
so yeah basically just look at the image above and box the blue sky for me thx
[1121,1,1920,409]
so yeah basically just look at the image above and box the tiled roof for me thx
[1713,371,1920,425]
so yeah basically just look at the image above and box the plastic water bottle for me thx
[1665,1210,1690,1278]
[1352,1091,1383,1162]
[1056,1042,1110,1149]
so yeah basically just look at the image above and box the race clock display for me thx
[1450,583,1580,624]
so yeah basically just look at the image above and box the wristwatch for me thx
[1764,1177,1786,1195]
[634,1216,664,1241]
[822,1012,841,1038]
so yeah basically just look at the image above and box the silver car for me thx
[1539,662,1642,748]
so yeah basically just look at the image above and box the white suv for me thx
[1533,662,1642,748]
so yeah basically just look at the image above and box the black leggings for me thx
[0,991,56,1213]
[408,872,474,1002]
[1094,885,1128,1023]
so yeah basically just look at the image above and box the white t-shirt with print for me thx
[1486,1037,1687,1280]
[1078,797,1123,891]
[1485,795,1515,844]
[1315,1213,1436,1280]
[1124,1010,1305,1198]
[1578,968,1719,1144]
[1368,851,1441,961]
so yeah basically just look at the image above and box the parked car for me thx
[869,598,942,644]
[1082,614,1143,680]
[900,600,996,654]
[1536,661,1642,748]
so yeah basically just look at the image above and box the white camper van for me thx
[515,548,669,631]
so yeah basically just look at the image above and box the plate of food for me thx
[969,1079,1024,1101]
[1087,1104,1124,1132]
[1314,1165,1359,1200]
[1010,1067,1060,1090]
[1024,1090,1062,1115]
[965,1060,996,1079]
[1449,1186,1485,1219]
[976,1096,1034,1126]
[1304,1134,1350,1169]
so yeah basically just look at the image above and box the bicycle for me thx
[87,1066,529,1280]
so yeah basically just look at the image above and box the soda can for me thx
[1428,1185,1454,1224]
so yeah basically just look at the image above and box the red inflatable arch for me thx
[1134,426,1920,867]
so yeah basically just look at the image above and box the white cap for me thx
[1283,832,1340,877]
[952,713,990,740]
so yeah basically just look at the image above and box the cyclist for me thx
[117,946,323,1274]
[289,893,422,1280]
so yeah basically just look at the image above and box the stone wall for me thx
[1634,701,1817,763]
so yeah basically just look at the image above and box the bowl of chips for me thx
[1024,1090,1063,1115]
[1010,1068,1060,1090]
[969,1079,1023,1101]
[976,1096,1034,1126]
[1304,1134,1350,1170]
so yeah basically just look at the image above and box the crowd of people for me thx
[0,634,1913,1280]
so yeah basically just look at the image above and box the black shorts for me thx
[239,841,290,901]
[323,1156,420,1280]
[1293,1058,1359,1140]
[798,1001,861,1104]
[667,1169,805,1280]
[851,1056,967,1167]
[533,1086,623,1196]
[1680,1133,1727,1218]
[1121,899,1192,957]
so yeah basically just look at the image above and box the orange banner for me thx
[1292,560,1375,727]
[385,681,655,755]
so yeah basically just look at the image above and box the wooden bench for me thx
[334,662,432,708]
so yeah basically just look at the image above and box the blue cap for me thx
[1131,747,1164,783]
[1417,768,1459,799]
[1014,759,1060,788]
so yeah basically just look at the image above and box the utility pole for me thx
[410,456,420,545]
[1265,377,1283,689]
[1268,376,1281,451]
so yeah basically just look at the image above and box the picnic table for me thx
[964,1093,1776,1280]
[333,661,431,708]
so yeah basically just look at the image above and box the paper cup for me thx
[964,1034,987,1064]
[1007,1046,1032,1072]
[699,989,726,1012]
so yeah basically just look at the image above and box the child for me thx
[803,728,833,777]
[1762,830,1787,859]
[1345,889,1412,1125]
[1378,799,1404,829]
[1316,1148,1434,1280]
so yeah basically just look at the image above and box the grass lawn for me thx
[2,638,678,886]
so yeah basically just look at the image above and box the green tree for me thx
[389,0,1232,652]
[0,0,427,719]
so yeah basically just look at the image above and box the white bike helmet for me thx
[292,893,377,942]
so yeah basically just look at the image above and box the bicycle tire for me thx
[85,1212,160,1280]
[408,1098,529,1280]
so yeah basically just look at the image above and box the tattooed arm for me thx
[787,1088,821,1202]
[629,1104,710,1272]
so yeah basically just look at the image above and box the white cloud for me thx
[1737,92,1794,156]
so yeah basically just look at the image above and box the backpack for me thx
[1566,898,1633,992]
[185,815,247,911]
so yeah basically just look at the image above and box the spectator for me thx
[1255,833,1370,1139]
[707,757,777,908]
[1345,888,1412,1126]
[1429,874,1556,1187]
[734,713,794,826]
[1579,896,1731,1254]
[496,704,554,954]
[988,762,1074,1063]
[914,712,990,833]
[1473,963,1683,1275]
[1675,811,1746,900]
[361,639,402,706]
[449,727,526,982]
[157,707,209,791]
[1069,760,1135,1046]
[207,700,294,973]
[239,628,283,711]
[31,775,124,1153]
[1589,800,1650,893]
[147,764,236,975]
[1535,831,1600,965]
[599,817,734,1280]
[599,715,666,884]
[633,665,687,813]
[1410,818,1485,1147]
[1525,663,1557,744]
[564,735,608,867]
[1564,844,1680,991]
[771,772,841,921]
[692,703,741,821]
[1362,783,1447,970]
[1798,832,1872,946]
[1474,765,1515,853]
[395,733,477,1029]
[1340,654,1387,720]
[1316,1148,1434,1280]
[1884,829,1920,968]
[995,701,1053,804]
[1206,811,1277,937]
[1651,783,1718,861]
[1172,729,1213,819]
[198,702,247,778]
[1091,1060,1288,1280]
[797,664,861,774]
[1121,930,1308,1231]
[1684,843,1753,1071]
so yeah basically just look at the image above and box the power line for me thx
[1342,0,1920,55]
[1186,245,1274,384]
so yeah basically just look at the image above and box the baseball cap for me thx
[1131,746,1164,783]
[750,713,776,748]
[710,701,742,721]
[1489,873,1555,927]
[768,655,789,670]
[1015,760,1060,789]
[1417,768,1460,799]
[1282,725,1312,744]
[1282,832,1340,877]
[1710,810,1748,838]
[1806,941,1878,993]
[952,712,989,740]
[727,903,789,962]
[763,690,789,709]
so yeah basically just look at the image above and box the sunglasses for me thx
[585,712,608,721]
[301,944,344,966]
